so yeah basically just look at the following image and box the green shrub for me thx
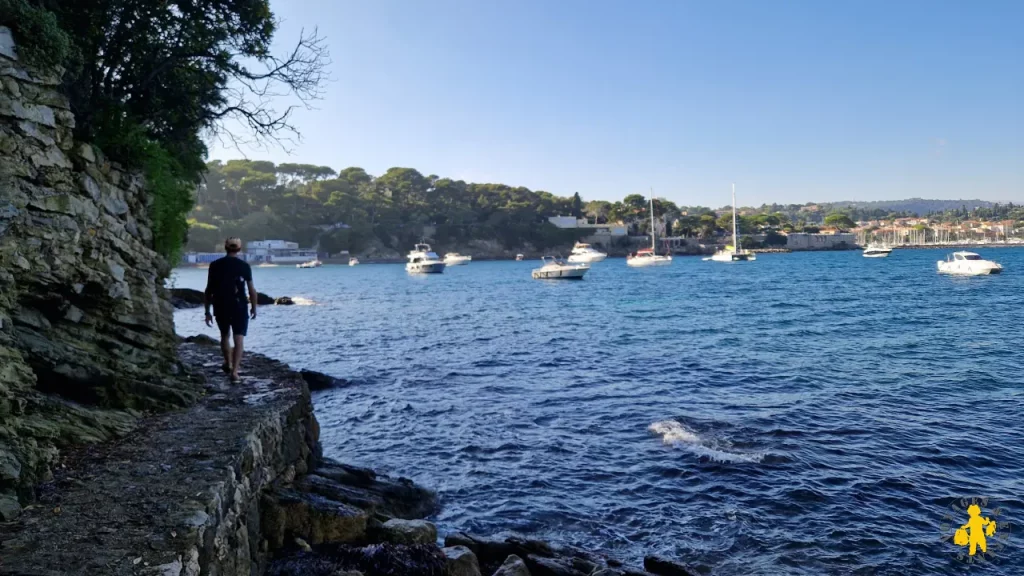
[0,0,72,70]
[142,143,195,263]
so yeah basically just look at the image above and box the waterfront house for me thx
[246,240,319,263]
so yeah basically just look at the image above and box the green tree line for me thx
[189,161,872,255]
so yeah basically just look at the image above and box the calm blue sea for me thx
[173,248,1024,575]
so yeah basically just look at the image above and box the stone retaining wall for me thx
[0,26,197,520]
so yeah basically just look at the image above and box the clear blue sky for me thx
[209,0,1022,207]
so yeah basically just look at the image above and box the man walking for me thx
[204,237,257,383]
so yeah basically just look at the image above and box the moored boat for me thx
[567,242,608,263]
[297,260,322,268]
[532,256,589,279]
[406,244,446,274]
[626,193,672,267]
[863,244,893,258]
[444,252,472,266]
[707,184,756,263]
[937,252,1002,276]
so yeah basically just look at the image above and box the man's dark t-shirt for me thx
[205,256,252,315]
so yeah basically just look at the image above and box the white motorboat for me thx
[937,252,1002,276]
[516,254,525,261]
[532,256,589,279]
[444,252,472,266]
[406,243,446,274]
[348,257,359,266]
[627,193,672,267]
[863,244,893,258]
[627,248,672,267]
[707,183,756,263]
[567,242,607,263]
[297,260,322,268]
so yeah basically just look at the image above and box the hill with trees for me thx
[188,160,1017,256]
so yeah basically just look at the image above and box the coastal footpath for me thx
[1,340,701,576]
[1,26,200,519]
[0,31,699,576]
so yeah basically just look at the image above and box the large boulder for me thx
[492,555,531,576]
[308,459,437,519]
[169,287,205,309]
[257,292,275,305]
[275,296,295,305]
[262,489,369,548]
[443,546,482,576]
[380,518,437,545]
[301,370,350,391]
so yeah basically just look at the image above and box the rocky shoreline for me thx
[0,338,701,576]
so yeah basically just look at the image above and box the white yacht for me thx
[627,194,672,267]
[515,254,525,261]
[567,242,608,263]
[937,252,1002,276]
[444,252,472,266]
[296,260,322,268]
[532,256,589,279]
[707,184,756,263]
[862,244,893,258]
[406,244,446,274]
[348,257,359,266]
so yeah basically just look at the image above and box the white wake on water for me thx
[648,420,765,464]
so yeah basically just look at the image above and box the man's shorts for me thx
[214,303,249,337]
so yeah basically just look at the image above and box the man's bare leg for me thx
[220,332,233,371]
[231,334,245,379]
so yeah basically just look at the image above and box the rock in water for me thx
[443,546,482,576]
[300,370,350,391]
[305,459,437,519]
[169,287,205,309]
[275,296,295,305]
[257,292,276,305]
[643,555,699,576]
[492,554,531,576]
[380,518,437,545]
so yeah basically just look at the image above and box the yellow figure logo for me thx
[954,504,997,556]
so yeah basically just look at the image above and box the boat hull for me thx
[532,267,588,279]
[407,262,446,274]
[863,251,891,258]
[626,256,672,267]
[937,262,1002,276]
[444,257,471,266]
[568,253,607,263]
[709,251,752,262]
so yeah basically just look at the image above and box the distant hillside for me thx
[827,198,994,215]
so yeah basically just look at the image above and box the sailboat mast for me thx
[649,189,656,251]
[731,183,738,252]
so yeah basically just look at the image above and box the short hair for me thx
[225,237,242,253]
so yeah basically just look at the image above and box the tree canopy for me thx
[0,0,328,262]
[823,213,857,231]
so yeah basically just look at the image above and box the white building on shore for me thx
[785,232,857,250]
[245,240,318,263]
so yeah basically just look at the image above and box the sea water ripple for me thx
[174,248,1024,575]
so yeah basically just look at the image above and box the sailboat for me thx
[627,193,673,267]
[706,183,756,262]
